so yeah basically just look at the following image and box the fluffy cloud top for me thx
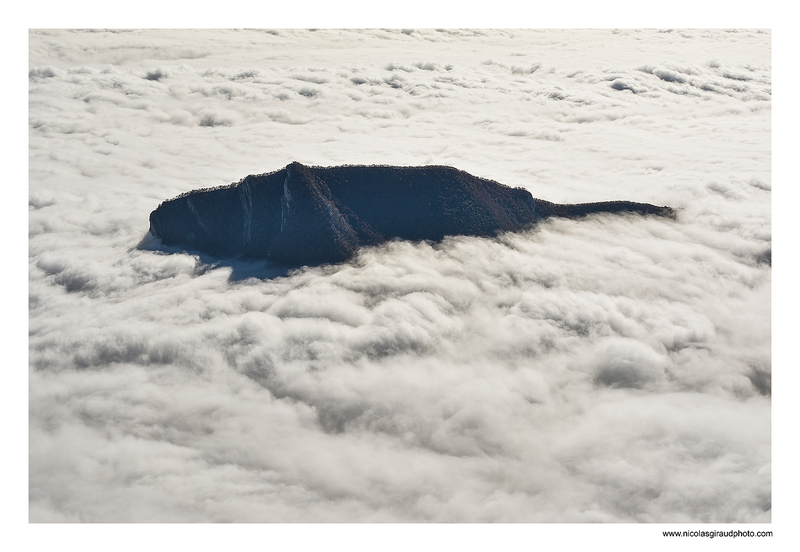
[29,29,770,524]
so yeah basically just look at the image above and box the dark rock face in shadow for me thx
[149,162,675,266]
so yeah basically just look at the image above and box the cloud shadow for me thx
[136,232,297,281]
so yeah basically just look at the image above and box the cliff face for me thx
[149,162,674,266]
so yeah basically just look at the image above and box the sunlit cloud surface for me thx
[29,29,770,522]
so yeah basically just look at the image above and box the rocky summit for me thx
[148,162,674,266]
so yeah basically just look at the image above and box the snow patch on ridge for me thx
[281,166,292,233]
[186,197,210,237]
[239,178,253,246]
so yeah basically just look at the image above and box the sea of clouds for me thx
[29,29,771,522]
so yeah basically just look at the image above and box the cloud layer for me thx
[29,29,770,522]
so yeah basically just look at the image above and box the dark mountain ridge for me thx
[149,162,674,266]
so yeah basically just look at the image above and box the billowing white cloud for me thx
[29,29,770,523]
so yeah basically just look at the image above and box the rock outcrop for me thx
[149,162,674,266]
